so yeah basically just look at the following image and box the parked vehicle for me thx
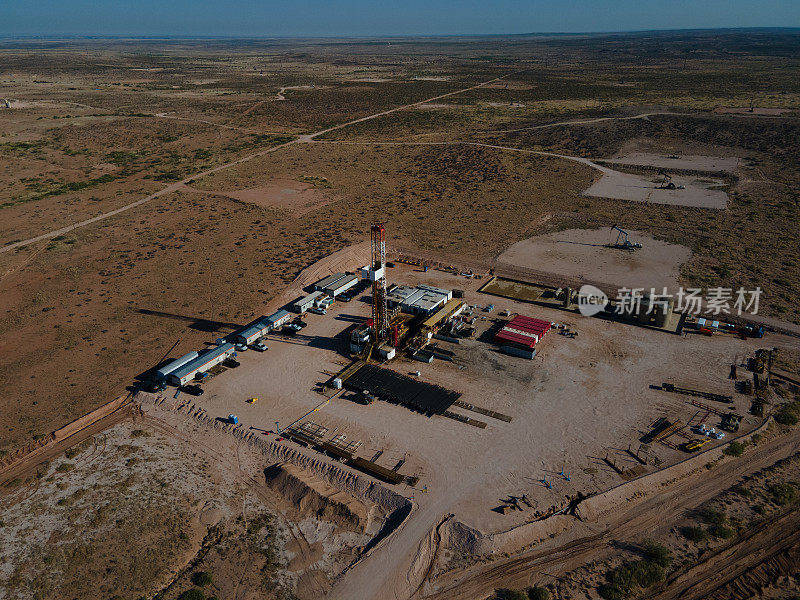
[147,380,167,393]
[309,307,327,315]
[180,384,204,396]
[235,343,249,352]
[251,342,268,352]
[223,358,240,368]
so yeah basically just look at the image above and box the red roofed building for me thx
[494,315,551,358]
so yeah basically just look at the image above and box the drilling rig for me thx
[368,223,389,342]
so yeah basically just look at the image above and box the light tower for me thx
[367,223,389,342]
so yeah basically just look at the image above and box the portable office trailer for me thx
[168,343,235,386]
[323,273,358,297]
[314,272,346,291]
[156,351,199,380]
[266,309,291,329]
[293,290,323,313]
[231,315,272,345]
[236,323,270,346]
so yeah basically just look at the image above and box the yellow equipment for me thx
[684,439,710,452]
[247,397,258,404]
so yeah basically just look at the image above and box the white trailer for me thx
[293,291,323,313]
[156,351,199,380]
[168,343,235,386]
[323,273,358,297]
[266,309,291,329]
[235,320,270,346]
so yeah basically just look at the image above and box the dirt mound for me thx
[265,463,369,532]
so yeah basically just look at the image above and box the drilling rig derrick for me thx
[369,224,389,342]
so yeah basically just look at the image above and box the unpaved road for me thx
[1,74,510,255]
[418,428,800,600]
[0,403,133,487]
[480,111,695,135]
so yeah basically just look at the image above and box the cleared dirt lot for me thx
[497,228,691,289]
[195,260,792,536]
[183,178,337,215]
[583,170,729,209]
[182,259,800,600]
[602,153,740,174]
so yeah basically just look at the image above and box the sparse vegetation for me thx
[599,557,667,600]
[709,524,735,539]
[775,400,800,426]
[641,540,672,567]
[2,32,800,600]
[769,482,798,506]
[494,589,527,600]
[681,526,708,542]
[724,441,746,457]
[527,586,551,600]
[193,571,213,586]
[700,507,727,526]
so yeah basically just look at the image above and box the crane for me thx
[610,225,642,251]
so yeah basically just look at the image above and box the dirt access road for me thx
[479,111,695,135]
[651,507,800,600]
[417,428,800,600]
[1,74,512,255]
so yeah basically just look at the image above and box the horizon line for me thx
[2,26,800,41]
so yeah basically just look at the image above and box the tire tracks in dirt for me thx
[139,413,327,598]
[420,429,800,600]
[650,507,800,600]
[0,404,131,488]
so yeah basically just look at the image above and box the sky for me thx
[3,0,800,38]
